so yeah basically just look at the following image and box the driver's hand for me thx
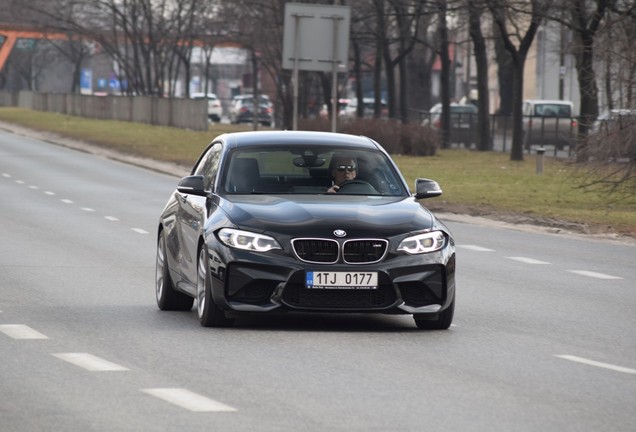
[327,185,339,193]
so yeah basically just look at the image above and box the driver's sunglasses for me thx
[336,164,357,172]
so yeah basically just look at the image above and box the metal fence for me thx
[0,91,208,131]
[415,110,579,157]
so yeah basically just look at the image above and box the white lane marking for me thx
[457,245,495,252]
[506,257,550,265]
[2,173,11,178]
[132,228,149,234]
[60,199,74,204]
[141,388,237,412]
[556,355,636,375]
[567,270,623,280]
[52,353,129,371]
[104,216,119,222]
[44,191,56,195]
[0,324,49,339]
[15,180,25,184]
[29,185,39,190]
[81,207,96,212]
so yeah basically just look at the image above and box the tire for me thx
[413,296,455,330]
[197,246,234,327]
[156,231,194,311]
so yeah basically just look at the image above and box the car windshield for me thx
[534,104,571,117]
[450,105,477,113]
[222,146,407,196]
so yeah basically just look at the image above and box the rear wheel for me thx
[156,231,194,311]
[197,247,234,327]
[413,296,455,330]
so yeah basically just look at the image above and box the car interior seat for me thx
[228,158,260,193]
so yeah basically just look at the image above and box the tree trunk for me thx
[468,1,491,151]
[488,0,541,161]
[493,23,514,115]
[510,66,525,161]
[438,0,451,149]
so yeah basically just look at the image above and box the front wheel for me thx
[413,297,454,330]
[156,231,194,311]
[197,247,234,327]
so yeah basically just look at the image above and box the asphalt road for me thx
[1,128,635,432]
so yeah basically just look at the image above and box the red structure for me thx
[0,26,70,71]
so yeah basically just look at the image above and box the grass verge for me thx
[1,107,634,237]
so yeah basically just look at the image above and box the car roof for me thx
[430,103,477,112]
[191,92,218,98]
[233,94,270,100]
[215,130,381,151]
[524,99,573,106]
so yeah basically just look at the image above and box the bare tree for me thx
[487,0,543,161]
[16,0,214,96]
[578,116,636,197]
[436,0,452,148]
[492,21,515,116]
[386,0,426,123]
[576,4,636,196]
[467,0,491,151]
[216,0,292,127]
[541,0,608,162]
[408,11,437,112]
[4,0,91,92]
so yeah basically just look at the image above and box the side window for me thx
[193,143,222,190]
[522,103,529,116]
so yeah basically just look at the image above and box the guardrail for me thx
[0,90,208,131]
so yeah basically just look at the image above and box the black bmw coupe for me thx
[155,130,456,329]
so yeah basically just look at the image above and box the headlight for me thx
[397,231,446,254]
[217,228,281,252]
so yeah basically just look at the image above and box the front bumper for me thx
[208,247,455,315]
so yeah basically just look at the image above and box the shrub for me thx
[577,118,636,197]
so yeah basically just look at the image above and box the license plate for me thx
[305,271,378,290]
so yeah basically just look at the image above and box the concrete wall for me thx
[1,91,208,130]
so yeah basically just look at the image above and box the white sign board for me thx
[282,3,351,72]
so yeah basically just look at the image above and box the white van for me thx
[522,99,577,149]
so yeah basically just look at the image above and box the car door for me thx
[175,143,222,289]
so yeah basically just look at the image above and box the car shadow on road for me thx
[222,311,433,333]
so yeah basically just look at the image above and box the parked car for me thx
[590,109,636,161]
[229,94,272,114]
[343,97,388,119]
[228,99,273,126]
[591,109,636,134]
[522,99,577,149]
[191,92,222,123]
[319,98,350,119]
[155,130,456,329]
[229,94,273,126]
[421,103,478,146]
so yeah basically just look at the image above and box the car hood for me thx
[219,195,435,238]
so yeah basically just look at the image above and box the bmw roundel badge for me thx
[333,229,347,238]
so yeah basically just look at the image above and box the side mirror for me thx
[177,175,207,196]
[414,178,442,199]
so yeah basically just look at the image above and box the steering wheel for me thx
[336,180,378,194]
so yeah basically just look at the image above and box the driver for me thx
[327,154,357,193]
